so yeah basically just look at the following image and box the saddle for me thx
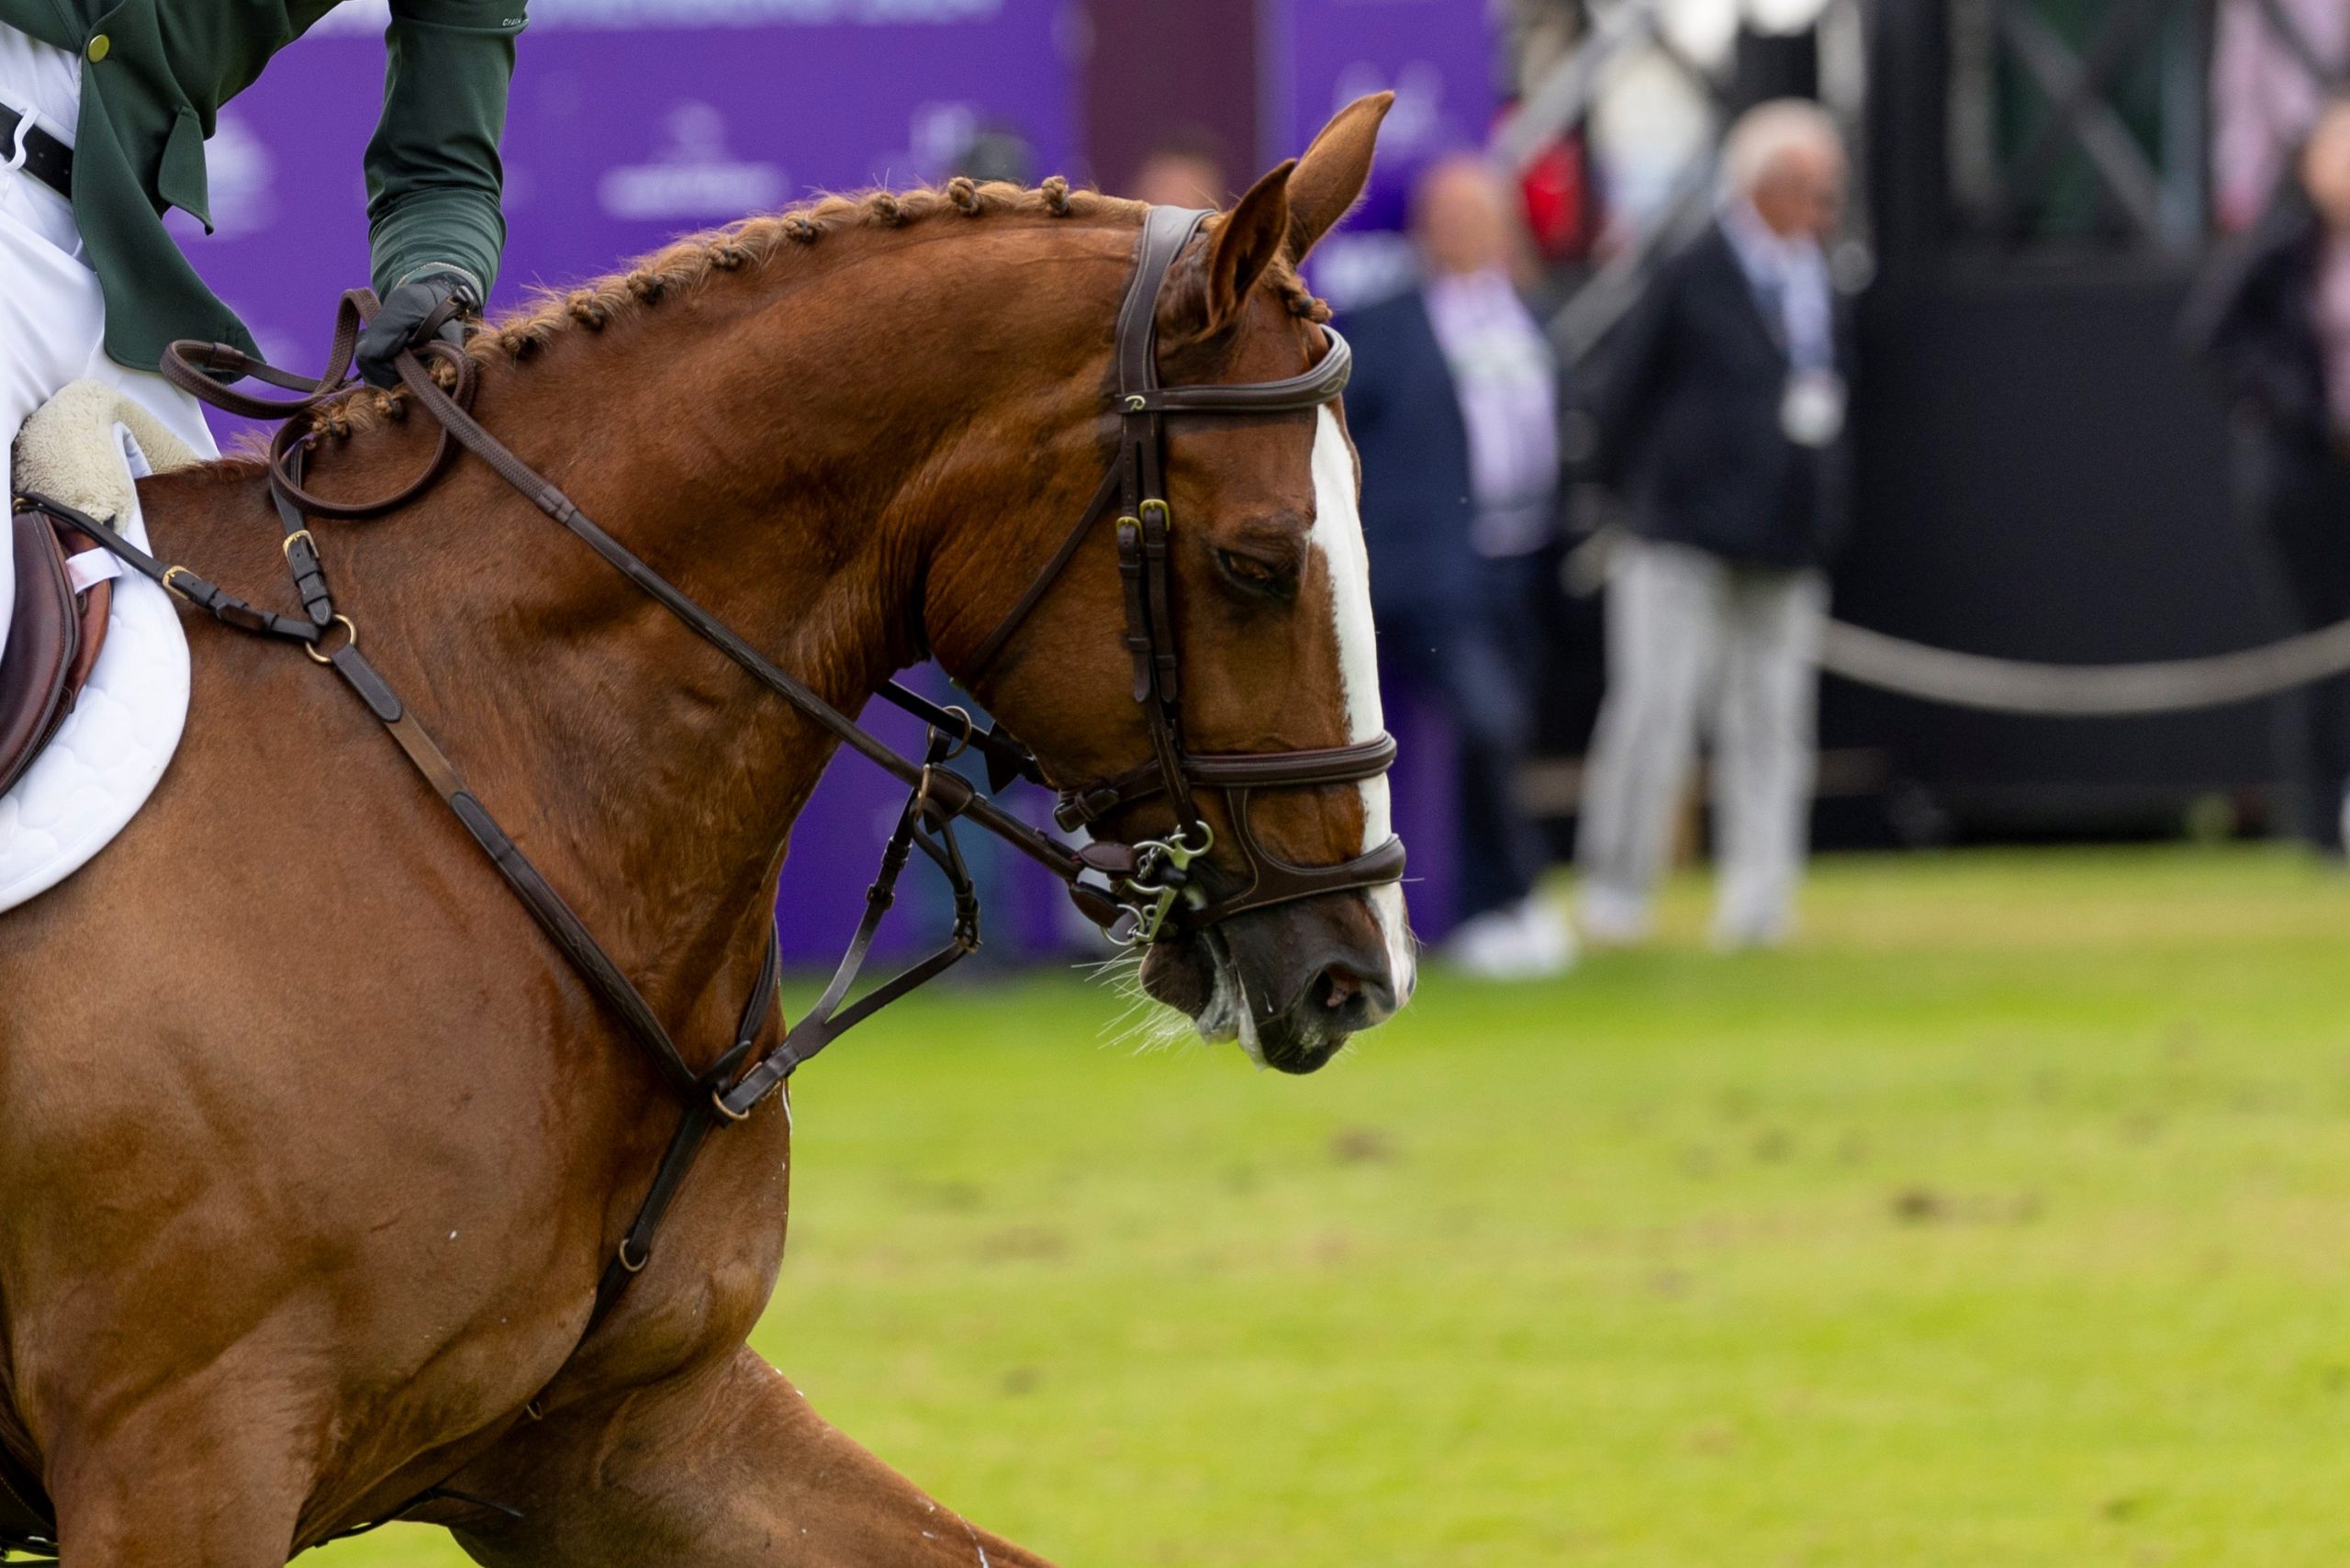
[0,380,204,917]
[0,507,114,799]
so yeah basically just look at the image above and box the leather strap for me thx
[717,728,986,1116]
[1190,803,1407,927]
[323,635,704,1103]
[588,928,781,1327]
[962,465,1122,679]
[1125,330,1352,415]
[873,679,1042,788]
[1056,734,1397,829]
[1182,732,1396,787]
[0,100,71,204]
[16,495,320,647]
[159,293,371,416]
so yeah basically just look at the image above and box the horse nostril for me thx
[1320,967,1361,1010]
[1310,959,1396,1022]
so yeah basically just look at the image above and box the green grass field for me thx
[312,846,2350,1567]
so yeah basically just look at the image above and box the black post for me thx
[1733,24,1821,108]
[1866,0,1952,286]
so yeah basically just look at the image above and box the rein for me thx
[19,203,1399,1368]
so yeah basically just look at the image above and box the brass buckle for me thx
[161,565,198,601]
[1138,498,1171,530]
[280,528,315,563]
[616,1237,650,1274]
[304,613,358,666]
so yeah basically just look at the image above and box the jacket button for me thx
[84,33,107,61]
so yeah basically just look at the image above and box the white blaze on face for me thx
[1307,406,1416,1002]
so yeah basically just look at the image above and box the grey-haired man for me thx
[1575,99,1855,950]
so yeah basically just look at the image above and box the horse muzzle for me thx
[1145,884,1410,1073]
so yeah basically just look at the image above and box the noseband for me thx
[961,205,1404,944]
[21,206,1403,1361]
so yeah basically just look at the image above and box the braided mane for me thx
[286,176,1331,445]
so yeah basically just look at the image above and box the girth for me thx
[10,202,1401,1550]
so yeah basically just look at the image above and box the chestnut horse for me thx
[0,96,1407,1566]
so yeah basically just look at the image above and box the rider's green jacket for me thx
[0,0,523,369]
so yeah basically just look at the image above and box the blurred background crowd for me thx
[191,0,2350,979]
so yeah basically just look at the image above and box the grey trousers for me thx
[1575,539,1828,941]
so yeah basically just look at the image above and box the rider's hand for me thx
[357,268,482,387]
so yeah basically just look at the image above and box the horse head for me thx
[198,96,1417,1080]
[938,96,1413,1074]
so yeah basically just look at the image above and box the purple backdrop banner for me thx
[180,0,1078,370]
[173,2,1084,965]
[1265,0,1494,225]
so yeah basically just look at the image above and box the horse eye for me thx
[1214,547,1292,599]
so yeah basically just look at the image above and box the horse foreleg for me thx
[39,1393,310,1568]
[448,1347,1057,1568]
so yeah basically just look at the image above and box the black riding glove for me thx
[357,269,482,387]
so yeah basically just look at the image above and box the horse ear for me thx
[1287,92,1394,262]
[1196,158,1296,336]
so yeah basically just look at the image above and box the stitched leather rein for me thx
[22,207,1401,1339]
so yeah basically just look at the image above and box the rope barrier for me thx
[1568,529,2350,717]
[1818,615,2350,717]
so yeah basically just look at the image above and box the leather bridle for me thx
[961,204,1404,943]
[19,206,1401,1367]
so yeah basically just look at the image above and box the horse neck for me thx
[161,219,1133,1021]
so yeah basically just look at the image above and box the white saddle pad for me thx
[0,408,196,913]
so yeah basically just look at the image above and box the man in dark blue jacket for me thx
[1575,100,1855,950]
[1344,155,1572,977]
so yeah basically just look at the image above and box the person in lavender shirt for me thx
[1342,155,1575,979]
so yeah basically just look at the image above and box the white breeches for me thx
[0,29,217,668]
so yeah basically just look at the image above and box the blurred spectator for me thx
[1130,129,1230,208]
[2187,98,2350,856]
[1345,154,1574,979]
[953,124,1035,187]
[2212,0,2347,235]
[1573,99,1852,951]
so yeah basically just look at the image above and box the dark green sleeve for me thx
[365,0,525,300]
